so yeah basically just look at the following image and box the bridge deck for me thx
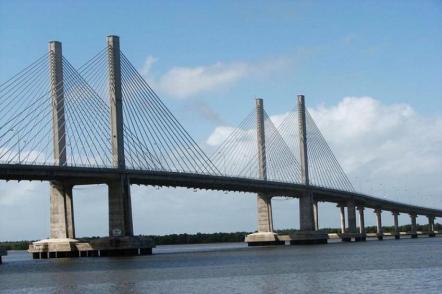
[1,164,441,217]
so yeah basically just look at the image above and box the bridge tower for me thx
[245,98,284,246]
[290,95,328,244]
[48,41,75,240]
[28,41,79,258]
[106,35,133,238]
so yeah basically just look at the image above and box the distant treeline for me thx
[1,223,440,250]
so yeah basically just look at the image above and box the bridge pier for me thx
[246,98,283,246]
[313,200,319,231]
[375,209,383,240]
[358,206,367,241]
[393,211,400,239]
[341,201,362,242]
[428,216,435,237]
[289,95,327,245]
[410,213,418,238]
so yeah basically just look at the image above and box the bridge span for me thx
[0,35,440,258]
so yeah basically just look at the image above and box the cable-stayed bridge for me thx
[0,36,441,258]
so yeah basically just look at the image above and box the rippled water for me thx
[1,238,442,293]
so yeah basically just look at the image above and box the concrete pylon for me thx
[409,213,417,238]
[428,216,435,237]
[357,207,366,241]
[107,35,134,238]
[245,98,283,246]
[290,95,327,245]
[375,209,383,240]
[392,211,400,239]
[48,41,75,240]
[28,41,78,258]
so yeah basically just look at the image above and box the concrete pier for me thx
[410,213,418,238]
[341,201,362,241]
[428,216,435,237]
[358,206,366,241]
[246,99,283,246]
[393,211,400,239]
[313,200,319,231]
[290,95,327,245]
[339,204,346,234]
[375,209,383,240]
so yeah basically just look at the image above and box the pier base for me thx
[289,231,328,245]
[28,236,154,259]
[341,233,365,242]
[245,232,285,246]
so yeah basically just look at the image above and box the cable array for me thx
[0,48,354,191]
[210,107,302,182]
[305,110,355,192]
[0,53,113,167]
[78,49,220,174]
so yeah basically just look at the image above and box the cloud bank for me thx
[141,56,292,99]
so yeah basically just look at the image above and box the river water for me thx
[1,238,441,293]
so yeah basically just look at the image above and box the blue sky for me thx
[1,1,442,240]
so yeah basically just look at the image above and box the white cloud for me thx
[141,56,292,99]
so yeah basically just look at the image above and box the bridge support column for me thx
[375,209,383,240]
[358,207,366,241]
[342,201,361,242]
[339,204,346,234]
[108,176,133,237]
[86,35,154,256]
[245,98,283,246]
[313,200,319,231]
[290,95,327,245]
[28,41,80,258]
[393,211,400,239]
[410,213,417,238]
[428,216,435,237]
[50,182,75,239]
